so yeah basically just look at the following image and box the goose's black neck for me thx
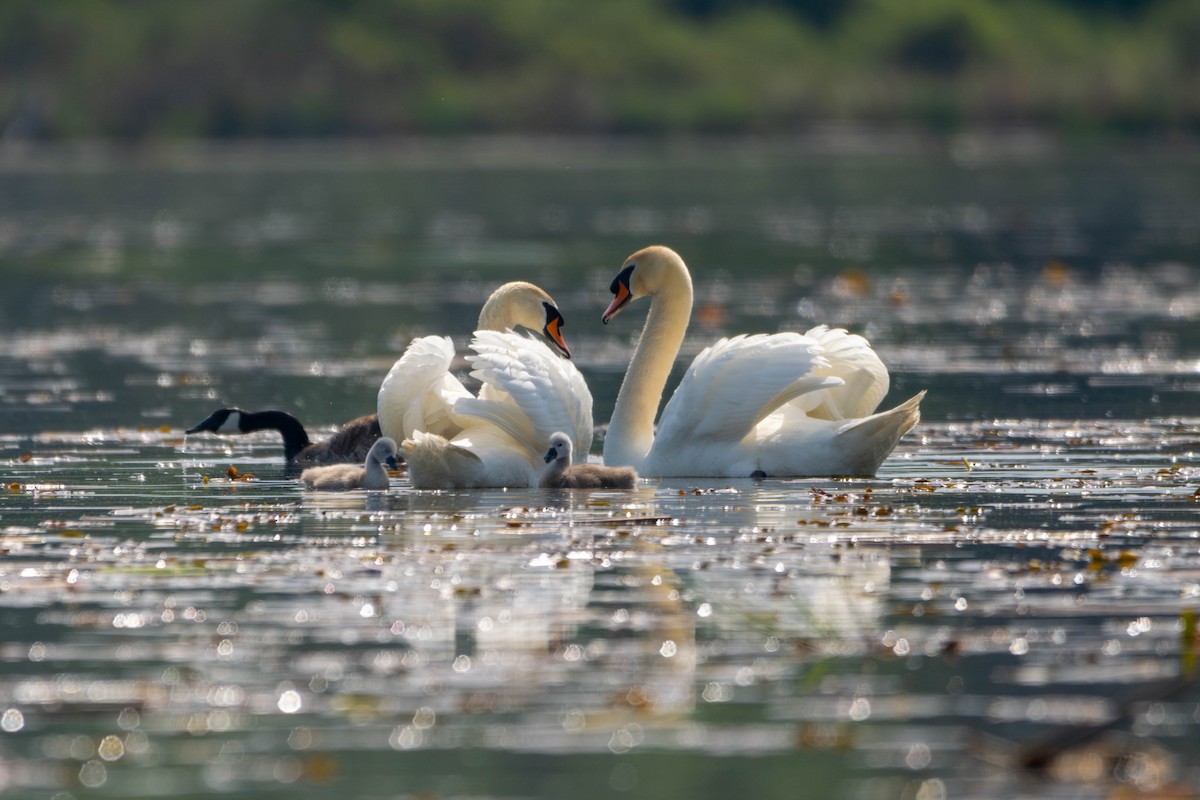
[241,410,311,460]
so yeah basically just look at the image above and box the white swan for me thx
[378,283,593,489]
[541,431,638,489]
[600,245,923,478]
[377,281,572,443]
[299,437,399,491]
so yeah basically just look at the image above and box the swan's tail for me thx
[401,431,482,490]
[834,390,925,476]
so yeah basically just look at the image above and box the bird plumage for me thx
[299,437,399,491]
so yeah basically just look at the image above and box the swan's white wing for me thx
[653,333,839,452]
[377,335,471,442]
[799,325,890,420]
[454,329,594,459]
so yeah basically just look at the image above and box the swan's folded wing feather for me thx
[377,335,471,441]
[654,333,832,448]
[455,330,594,458]
[801,325,890,419]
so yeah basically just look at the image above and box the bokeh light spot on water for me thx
[276,688,302,714]
[1,147,1200,798]
[0,709,24,733]
[78,760,107,788]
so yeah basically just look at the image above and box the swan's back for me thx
[403,428,538,490]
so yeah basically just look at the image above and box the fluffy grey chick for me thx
[540,431,638,489]
[300,437,399,491]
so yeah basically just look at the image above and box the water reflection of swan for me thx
[600,246,923,478]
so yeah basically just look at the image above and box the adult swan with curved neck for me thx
[601,246,923,478]
[378,281,593,489]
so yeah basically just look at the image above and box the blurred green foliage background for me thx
[2,0,1198,140]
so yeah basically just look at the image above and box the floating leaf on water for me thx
[7,482,19,493]
[19,454,31,462]
[301,754,339,783]
[1115,551,1138,569]
[226,466,238,480]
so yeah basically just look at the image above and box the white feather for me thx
[403,332,593,489]
[377,335,471,442]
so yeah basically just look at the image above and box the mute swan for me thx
[378,282,593,489]
[300,437,399,491]
[601,245,923,478]
[185,407,383,468]
[541,431,638,489]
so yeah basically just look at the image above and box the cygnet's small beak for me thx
[543,447,557,463]
[385,456,399,470]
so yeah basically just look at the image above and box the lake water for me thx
[1,136,1199,799]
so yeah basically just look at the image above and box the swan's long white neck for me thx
[604,260,693,470]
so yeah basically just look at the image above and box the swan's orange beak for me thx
[602,280,632,324]
[544,315,571,359]
[542,303,571,359]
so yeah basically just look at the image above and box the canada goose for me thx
[299,437,399,491]
[185,407,383,468]
[379,282,593,489]
[541,431,638,489]
[600,245,923,477]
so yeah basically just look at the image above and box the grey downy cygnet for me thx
[300,437,399,491]
[540,431,638,489]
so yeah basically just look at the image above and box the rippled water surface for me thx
[1,139,1199,799]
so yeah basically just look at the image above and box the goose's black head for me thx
[185,408,244,435]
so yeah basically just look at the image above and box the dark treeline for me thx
[2,0,1198,140]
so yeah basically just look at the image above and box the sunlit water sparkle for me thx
[1,142,1200,798]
